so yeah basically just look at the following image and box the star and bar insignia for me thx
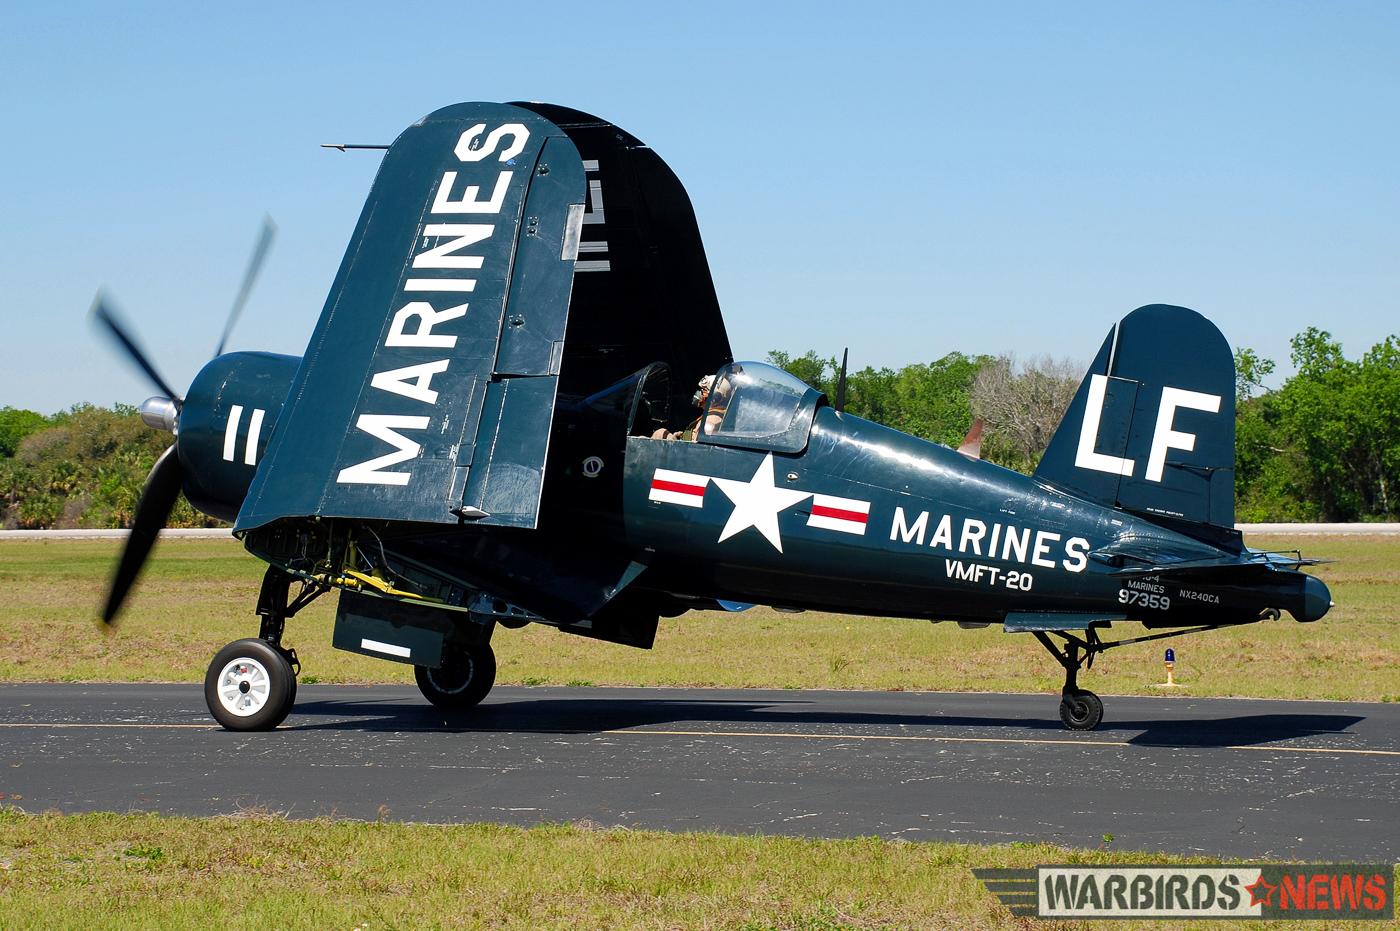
[647,454,870,552]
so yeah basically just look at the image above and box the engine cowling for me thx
[176,351,300,522]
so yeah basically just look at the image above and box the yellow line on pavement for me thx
[614,728,1400,758]
[3,722,1399,757]
[620,728,1132,749]
[1225,743,1400,757]
[0,723,216,729]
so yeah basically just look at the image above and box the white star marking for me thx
[711,453,812,553]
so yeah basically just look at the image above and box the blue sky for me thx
[2,2,1396,412]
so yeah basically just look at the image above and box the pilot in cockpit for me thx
[652,372,731,441]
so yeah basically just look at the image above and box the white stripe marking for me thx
[360,638,411,659]
[654,468,710,485]
[403,278,476,292]
[649,488,706,508]
[222,405,244,462]
[243,408,265,465]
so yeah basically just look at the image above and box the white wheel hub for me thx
[216,657,273,716]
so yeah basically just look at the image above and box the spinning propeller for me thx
[92,218,276,625]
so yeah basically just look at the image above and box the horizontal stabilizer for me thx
[1100,547,1327,577]
[1090,530,1226,569]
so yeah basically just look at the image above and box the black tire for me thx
[204,638,296,731]
[1059,689,1104,731]
[280,647,299,706]
[415,642,496,711]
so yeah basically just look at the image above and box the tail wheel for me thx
[415,643,496,711]
[205,638,296,731]
[1059,689,1104,731]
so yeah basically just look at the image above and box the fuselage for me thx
[616,407,1324,628]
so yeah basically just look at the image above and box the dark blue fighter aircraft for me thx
[95,101,1332,733]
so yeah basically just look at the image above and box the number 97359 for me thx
[1118,589,1170,610]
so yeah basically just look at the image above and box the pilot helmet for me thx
[692,375,715,406]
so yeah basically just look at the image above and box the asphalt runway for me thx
[2,684,1397,860]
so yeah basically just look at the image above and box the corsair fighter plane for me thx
[95,101,1332,732]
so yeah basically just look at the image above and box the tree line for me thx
[1,326,1395,528]
[0,405,213,529]
[769,326,1399,523]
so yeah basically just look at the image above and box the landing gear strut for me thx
[1035,631,1104,731]
[204,567,323,731]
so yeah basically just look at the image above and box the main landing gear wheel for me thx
[415,642,496,711]
[1059,689,1104,731]
[204,638,296,731]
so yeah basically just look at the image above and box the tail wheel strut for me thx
[1034,631,1104,731]
[1032,621,1259,731]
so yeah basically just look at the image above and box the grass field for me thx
[0,535,1393,700]
[4,809,1391,931]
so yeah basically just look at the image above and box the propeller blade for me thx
[213,217,277,358]
[101,445,184,625]
[957,418,985,459]
[91,296,183,404]
[834,348,849,413]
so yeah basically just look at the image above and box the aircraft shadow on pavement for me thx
[286,696,1366,749]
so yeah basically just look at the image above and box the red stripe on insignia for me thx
[811,504,868,523]
[652,479,706,496]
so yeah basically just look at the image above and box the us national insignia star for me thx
[711,453,811,553]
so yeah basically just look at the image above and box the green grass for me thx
[0,535,1394,701]
[1,809,1386,930]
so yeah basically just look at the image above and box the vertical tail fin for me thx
[1033,305,1236,530]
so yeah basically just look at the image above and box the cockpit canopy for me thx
[698,362,824,454]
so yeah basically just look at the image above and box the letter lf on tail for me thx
[1075,375,1221,483]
